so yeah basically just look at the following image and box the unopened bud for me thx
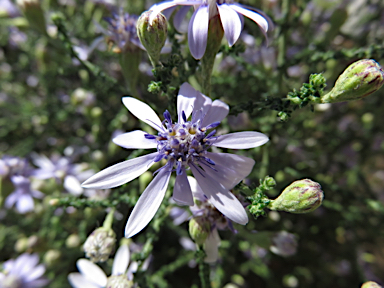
[137,11,167,66]
[83,227,116,263]
[16,0,47,35]
[189,217,211,245]
[66,233,81,248]
[268,179,324,214]
[321,59,384,103]
[44,249,61,267]
[361,282,382,288]
[106,275,134,288]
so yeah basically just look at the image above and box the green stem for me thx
[102,208,115,230]
[277,0,291,93]
[119,51,141,97]
[196,248,211,288]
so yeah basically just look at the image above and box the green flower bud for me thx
[43,249,61,267]
[106,275,134,288]
[321,59,384,103]
[137,11,167,67]
[83,227,116,263]
[16,0,47,35]
[66,233,81,248]
[268,179,324,214]
[361,282,382,288]
[189,217,211,246]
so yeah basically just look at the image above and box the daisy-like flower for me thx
[0,253,49,288]
[149,0,269,59]
[82,82,269,238]
[68,244,136,288]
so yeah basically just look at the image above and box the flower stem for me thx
[196,248,211,288]
[102,208,115,230]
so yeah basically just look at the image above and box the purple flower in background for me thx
[0,253,49,288]
[32,154,94,196]
[0,155,32,178]
[82,82,268,238]
[4,176,44,214]
[149,0,269,59]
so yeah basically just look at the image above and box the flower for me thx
[4,175,44,214]
[82,82,269,238]
[149,0,269,59]
[0,253,49,288]
[68,244,135,288]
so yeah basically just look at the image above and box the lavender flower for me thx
[4,175,44,214]
[149,0,269,59]
[68,244,136,288]
[82,82,269,238]
[0,155,32,178]
[0,253,49,288]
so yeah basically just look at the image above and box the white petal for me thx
[173,5,191,32]
[122,97,164,132]
[187,176,206,201]
[64,175,83,196]
[204,229,221,263]
[24,264,45,281]
[212,131,269,149]
[202,152,255,189]
[177,82,208,122]
[82,152,157,189]
[4,192,18,208]
[201,99,229,127]
[217,4,242,46]
[190,166,248,225]
[16,195,34,213]
[112,130,158,150]
[68,273,101,288]
[188,5,209,59]
[173,169,194,206]
[112,245,130,276]
[149,0,200,24]
[125,167,172,238]
[229,4,268,34]
[77,259,107,286]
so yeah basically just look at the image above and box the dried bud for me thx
[137,10,167,66]
[361,282,382,288]
[268,179,324,214]
[106,275,134,288]
[189,217,211,246]
[16,0,47,35]
[321,59,384,103]
[83,227,116,263]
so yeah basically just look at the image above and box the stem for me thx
[277,0,291,93]
[119,50,141,97]
[102,208,115,230]
[196,248,211,288]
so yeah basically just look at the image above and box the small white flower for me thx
[149,0,269,59]
[68,244,135,288]
[83,82,268,238]
[0,253,49,288]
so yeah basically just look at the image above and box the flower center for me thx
[145,110,220,175]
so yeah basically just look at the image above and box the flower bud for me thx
[16,0,47,35]
[137,10,167,66]
[321,59,384,103]
[66,233,81,248]
[361,282,382,288]
[43,249,61,267]
[268,179,324,214]
[189,217,211,246]
[83,227,116,263]
[106,275,134,288]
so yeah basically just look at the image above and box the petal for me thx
[173,6,191,32]
[16,195,34,213]
[217,4,242,46]
[125,167,172,238]
[112,130,158,150]
[68,273,101,288]
[4,192,18,208]
[112,245,130,276]
[177,82,207,122]
[204,229,221,263]
[190,166,248,225]
[64,175,83,196]
[24,264,45,281]
[122,97,164,132]
[201,99,229,127]
[188,5,209,59]
[173,169,194,206]
[77,259,107,286]
[229,4,268,34]
[212,131,269,149]
[149,0,200,23]
[186,176,206,201]
[82,152,157,189]
[202,152,255,189]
